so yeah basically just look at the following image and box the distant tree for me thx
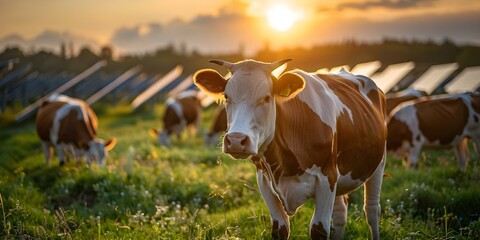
[100,46,113,61]
[29,50,65,73]
[76,47,98,62]
[67,46,101,73]
[60,42,67,59]
[0,47,24,61]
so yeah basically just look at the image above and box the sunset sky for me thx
[1,0,479,55]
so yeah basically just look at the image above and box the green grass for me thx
[1,103,479,239]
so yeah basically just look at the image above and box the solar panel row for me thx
[2,60,478,122]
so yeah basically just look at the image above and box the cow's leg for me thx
[55,145,66,166]
[332,195,348,240]
[195,112,201,137]
[41,141,53,164]
[310,175,336,239]
[455,138,470,172]
[363,151,386,240]
[257,171,290,239]
[472,136,480,159]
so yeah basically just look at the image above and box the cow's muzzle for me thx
[223,132,256,159]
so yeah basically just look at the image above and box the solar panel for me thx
[370,62,415,93]
[350,61,382,77]
[0,64,32,89]
[315,68,329,74]
[131,65,183,110]
[409,63,458,94]
[86,65,142,105]
[444,66,480,93]
[167,74,193,98]
[15,61,106,122]
[197,91,217,108]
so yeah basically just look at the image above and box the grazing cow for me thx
[193,59,387,239]
[35,94,117,166]
[386,88,428,114]
[205,105,227,146]
[149,90,202,146]
[387,92,480,171]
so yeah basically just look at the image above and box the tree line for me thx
[1,38,479,77]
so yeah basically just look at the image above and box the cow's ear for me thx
[149,128,159,138]
[193,69,227,96]
[274,72,305,100]
[104,137,117,151]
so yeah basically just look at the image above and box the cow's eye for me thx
[258,95,271,105]
[263,95,271,103]
[224,94,230,103]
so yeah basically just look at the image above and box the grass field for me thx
[1,103,479,239]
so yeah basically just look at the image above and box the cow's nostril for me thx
[225,136,232,146]
[240,137,248,146]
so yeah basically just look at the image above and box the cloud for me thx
[337,0,438,11]
[304,10,480,46]
[110,11,266,55]
[0,31,100,54]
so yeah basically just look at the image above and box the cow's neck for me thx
[259,97,338,189]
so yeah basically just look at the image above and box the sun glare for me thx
[266,3,301,32]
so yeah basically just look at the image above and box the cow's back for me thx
[418,97,468,145]
[162,104,181,134]
[36,101,67,142]
[36,99,97,146]
[386,89,428,115]
[178,96,200,125]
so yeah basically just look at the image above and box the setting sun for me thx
[266,3,302,32]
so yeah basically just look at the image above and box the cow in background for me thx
[387,92,480,171]
[35,94,117,166]
[386,88,428,114]
[150,90,202,146]
[205,105,227,146]
[194,59,387,239]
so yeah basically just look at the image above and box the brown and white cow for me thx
[205,104,227,146]
[386,88,428,114]
[194,59,387,239]
[35,94,117,166]
[387,92,480,171]
[149,90,202,146]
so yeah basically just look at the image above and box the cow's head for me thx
[83,137,117,165]
[193,59,305,159]
[149,128,174,147]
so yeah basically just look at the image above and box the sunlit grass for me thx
[0,102,479,239]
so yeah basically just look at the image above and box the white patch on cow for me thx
[166,98,186,131]
[276,171,317,215]
[176,89,198,100]
[336,172,365,195]
[333,69,378,105]
[391,104,421,158]
[293,70,353,131]
[225,69,274,155]
[393,104,420,137]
